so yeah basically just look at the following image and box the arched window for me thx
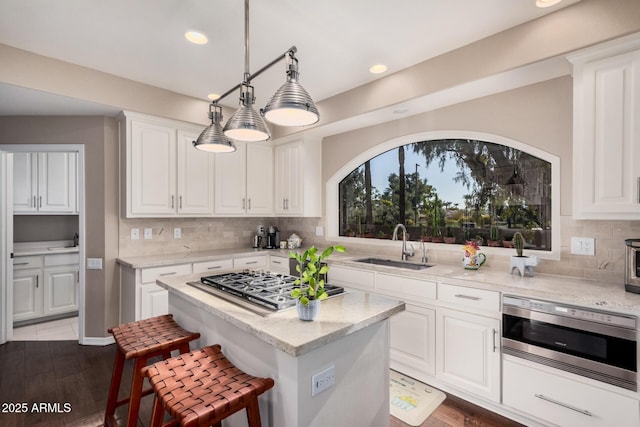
[328,132,559,257]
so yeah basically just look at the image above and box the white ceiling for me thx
[0,0,582,116]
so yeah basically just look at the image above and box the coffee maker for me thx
[265,226,280,249]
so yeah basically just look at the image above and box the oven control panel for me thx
[503,295,637,329]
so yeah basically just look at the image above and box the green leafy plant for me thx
[513,232,525,257]
[289,245,346,306]
[490,225,499,241]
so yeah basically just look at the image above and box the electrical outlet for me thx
[87,258,103,270]
[571,237,595,256]
[131,228,140,240]
[315,226,324,236]
[144,228,152,239]
[174,227,181,239]
[311,365,335,396]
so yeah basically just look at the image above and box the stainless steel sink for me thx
[354,257,432,270]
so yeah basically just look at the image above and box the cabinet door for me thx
[436,307,501,402]
[390,304,436,377]
[13,269,43,321]
[38,152,77,213]
[177,130,214,215]
[274,141,303,215]
[246,143,273,214]
[43,266,78,316]
[140,283,169,320]
[573,50,640,218]
[130,119,177,215]
[214,141,247,214]
[13,152,38,213]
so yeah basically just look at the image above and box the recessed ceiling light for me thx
[185,31,208,45]
[207,93,221,101]
[536,0,562,8]
[369,64,388,74]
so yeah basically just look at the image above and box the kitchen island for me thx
[156,272,405,427]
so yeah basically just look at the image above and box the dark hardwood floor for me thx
[0,340,523,427]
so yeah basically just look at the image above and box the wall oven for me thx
[502,295,637,391]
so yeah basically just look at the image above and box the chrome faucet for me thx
[392,224,414,261]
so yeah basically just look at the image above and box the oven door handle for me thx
[534,394,593,417]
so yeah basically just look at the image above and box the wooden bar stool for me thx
[141,344,275,427]
[104,314,201,427]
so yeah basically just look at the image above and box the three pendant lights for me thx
[193,0,319,153]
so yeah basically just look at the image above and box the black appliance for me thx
[502,295,637,391]
[265,226,279,249]
[625,238,640,294]
[189,270,344,316]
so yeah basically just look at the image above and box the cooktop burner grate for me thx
[197,270,344,312]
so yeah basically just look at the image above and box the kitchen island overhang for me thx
[157,273,405,427]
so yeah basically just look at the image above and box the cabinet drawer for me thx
[269,255,290,273]
[328,265,374,290]
[192,259,233,274]
[438,282,499,312]
[503,357,639,427]
[141,263,191,284]
[376,273,436,301]
[233,255,267,269]
[13,256,43,270]
[44,253,79,267]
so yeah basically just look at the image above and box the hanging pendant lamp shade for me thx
[193,104,236,153]
[223,83,270,142]
[263,60,319,127]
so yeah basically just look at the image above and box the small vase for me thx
[297,299,320,321]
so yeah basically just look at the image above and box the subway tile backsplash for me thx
[119,215,638,284]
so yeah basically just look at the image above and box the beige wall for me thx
[0,116,119,337]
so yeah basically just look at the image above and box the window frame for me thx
[326,130,561,260]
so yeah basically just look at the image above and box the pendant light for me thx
[193,103,236,153]
[195,0,319,148]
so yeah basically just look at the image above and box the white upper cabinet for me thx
[214,141,273,215]
[569,36,640,219]
[120,111,213,218]
[13,152,77,215]
[273,136,322,217]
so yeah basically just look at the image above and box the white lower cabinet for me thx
[13,254,78,322]
[269,255,290,274]
[43,266,79,316]
[13,268,43,322]
[435,306,501,402]
[503,356,640,427]
[390,303,436,377]
[326,265,375,291]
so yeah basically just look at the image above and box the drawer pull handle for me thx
[454,294,481,301]
[534,394,593,417]
[14,262,29,266]
[207,266,222,270]
[159,272,177,276]
[272,260,282,264]
[245,261,258,265]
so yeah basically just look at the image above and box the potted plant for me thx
[487,225,500,247]
[510,231,539,276]
[289,245,346,320]
[502,234,514,248]
[444,226,456,244]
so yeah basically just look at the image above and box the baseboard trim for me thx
[81,336,115,346]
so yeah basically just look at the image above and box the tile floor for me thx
[12,316,78,341]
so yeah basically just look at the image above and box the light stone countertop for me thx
[119,246,640,316]
[14,240,79,256]
[156,272,405,357]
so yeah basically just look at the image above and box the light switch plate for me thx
[571,237,595,256]
[174,228,181,239]
[315,226,324,236]
[87,258,103,270]
[144,228,152,239]
[131,228,140,240]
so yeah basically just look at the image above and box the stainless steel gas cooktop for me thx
[188,270,344,316]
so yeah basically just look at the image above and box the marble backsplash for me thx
[119,215,638,284]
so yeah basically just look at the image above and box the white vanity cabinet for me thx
[120,111,213,218]
[435,283,501,403]
[569,37,640,219]
[13,152,78,215]
[214,141,273,215]
[273,137,322,217]
[13,253,79,322]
